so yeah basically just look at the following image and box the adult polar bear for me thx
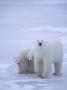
[27,40,63,78]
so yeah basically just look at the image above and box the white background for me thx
[0,0,67,90]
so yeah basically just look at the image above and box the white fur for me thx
[27,49,34,61]
[14,49,34,74]
[27,40,63,78]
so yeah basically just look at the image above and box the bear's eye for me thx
[17,62,20,65]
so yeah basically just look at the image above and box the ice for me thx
[0,0,67,90]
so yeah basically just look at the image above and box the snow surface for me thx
[0,0,67,90]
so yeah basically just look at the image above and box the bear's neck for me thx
[36,46,45,53]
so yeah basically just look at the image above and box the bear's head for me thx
[35,40,47,50]
[36,40,45,46]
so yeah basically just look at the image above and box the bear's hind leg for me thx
[53,61,63,75]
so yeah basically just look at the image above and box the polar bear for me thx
[14,49,34,74]
[27,40,63,78]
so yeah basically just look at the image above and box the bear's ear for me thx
[44,40,48,46]
[44,40,47,43]
[41,40,44,43]
[33,40,38,44]
[37,40,39,43]
[34,40,38,43]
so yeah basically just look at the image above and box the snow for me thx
[0,0,67,90]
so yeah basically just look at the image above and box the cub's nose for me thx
[39,42,42,46]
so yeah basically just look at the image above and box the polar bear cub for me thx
[14,49,34,74]
[27,40,63,78]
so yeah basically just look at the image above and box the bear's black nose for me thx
[39,43,42,46]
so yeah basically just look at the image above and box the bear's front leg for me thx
[42,57,52,78]
[34,59,43,77]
